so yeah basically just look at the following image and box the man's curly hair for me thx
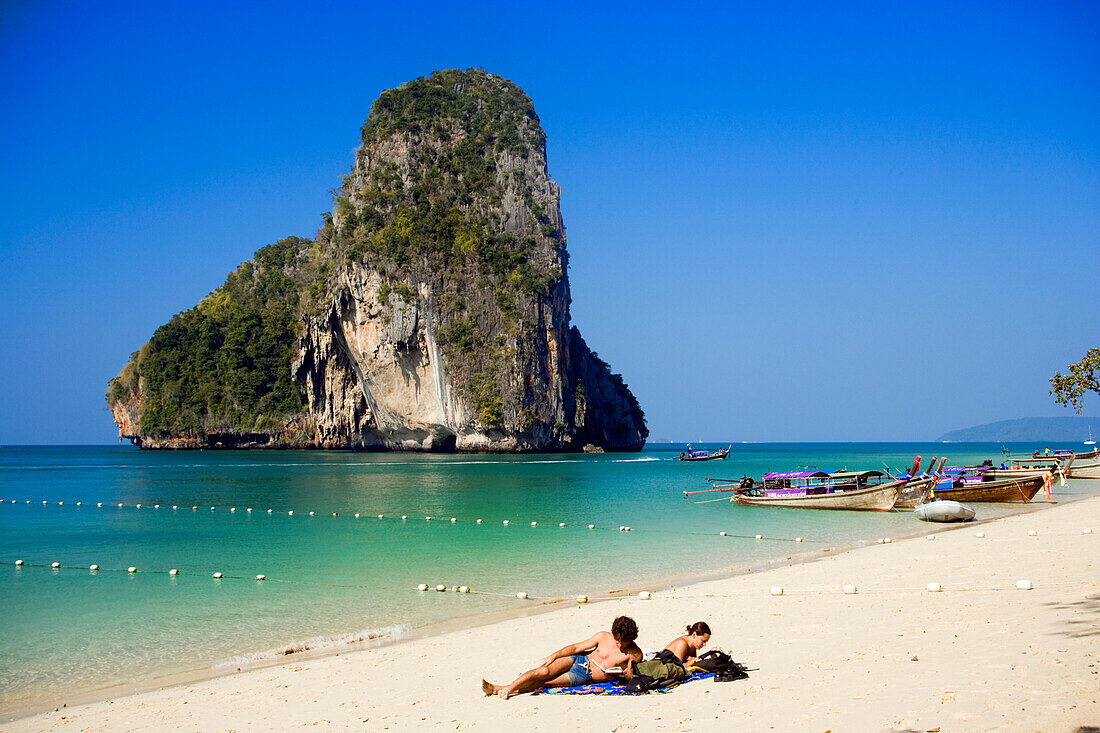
[611,616,638,643]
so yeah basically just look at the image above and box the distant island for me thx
[106,69,646,452]
[937,417,1098,442]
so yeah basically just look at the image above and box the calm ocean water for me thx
[1,442,1095,715]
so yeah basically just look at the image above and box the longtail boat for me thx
[678,445,731,462]
[925,472,1047,503]
[710,469,922,511]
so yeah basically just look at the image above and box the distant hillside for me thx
[937,417,1098,442]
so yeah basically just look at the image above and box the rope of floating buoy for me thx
[6,499,889,544]
[7,560,274,581]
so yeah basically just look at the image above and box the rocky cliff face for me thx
[107,69,646,451]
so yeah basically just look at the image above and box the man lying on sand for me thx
[481,616,643,699]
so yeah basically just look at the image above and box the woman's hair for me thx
[686,621,712,636]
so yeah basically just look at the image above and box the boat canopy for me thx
[762,470,831,479]
[828,470,884,479]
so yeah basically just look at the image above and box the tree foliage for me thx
[1050,348,1100,414]
[106,237,311,437]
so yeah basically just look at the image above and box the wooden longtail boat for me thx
[926,474,1046,503]
[714,469,916,511]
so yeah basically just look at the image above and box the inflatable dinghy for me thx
[914,500,975,523]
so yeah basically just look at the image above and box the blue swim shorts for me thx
[564,654,593,685]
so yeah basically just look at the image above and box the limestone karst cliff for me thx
[107,69,647,451]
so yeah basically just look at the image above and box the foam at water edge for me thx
[213,624,412,669]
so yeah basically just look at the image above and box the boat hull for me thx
[915,500,975,523]
[928,475,1044,503]
[893,478,942,510]
[733,481,901,511]
[1068,460,1100,479]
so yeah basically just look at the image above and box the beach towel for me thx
[534,670,716,696]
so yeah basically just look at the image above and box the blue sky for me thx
[1,0,1097,444]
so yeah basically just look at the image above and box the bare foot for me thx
[481,679,495,697]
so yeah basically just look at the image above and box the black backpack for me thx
[692,650,750,682]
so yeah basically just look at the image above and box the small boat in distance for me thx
[1086,426,1096,446]
[678,444,731,462]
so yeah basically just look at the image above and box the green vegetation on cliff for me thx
[323,69,565,426]
[107,237,311,437]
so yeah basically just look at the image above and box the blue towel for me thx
[535,671,715,695]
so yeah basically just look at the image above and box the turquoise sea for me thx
[1,442,1096,716]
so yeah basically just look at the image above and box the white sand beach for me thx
[5,496,1098,732]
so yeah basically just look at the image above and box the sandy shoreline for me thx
[5,496,1098,731]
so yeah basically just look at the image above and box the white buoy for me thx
[476,519,482,524]
[136,504,141,508]
[619,526,625,531]
[975,531,985,538]
[451,517,457,523]
[515,591,528,599]
[401,515,407,520]
[378,514,384,519]
[230,508,236,513]
[90,564,99,571]
[1027,529,1037,536]
[154,504,160,509]
[127,567,137,573]
[210,507,215,511]
[332,513,338,517]
[288,511,294,516]
[268,509,273,514]
[719,531,727,537]
[1084,528,1093,535]
[842,584,857,595]
[559,523,566,528]
[354,513,360,518]
[503,520,509,525]
[51,562,60,568]
[795,537,803,543]
[638,590,652,600]
[308,511,315,516]
[417,584,429,591]
[76,502,81,506]
[213,572,223,579]
[755,534,763,540]
[59,501,64,506]
[255,574,266,581]
[770,586,784,596]
[531,521,537,526]
[247,508,252,513]
[883,537,892,544]
[450,585,459,592]
[169,569,179,575]
[425,516,432,521]
[576,595,588,604]
[625,526,632,532]
[1016,579,1032,590]
[97,503,103,507]
[192,506,197,510]
[173,506,178,510]
[926,534,936,541]
[43,501,48,504]
[15,560,24,566]
[588,524,595,529]
[458,586,470,593]
[435,584,446,592]
[926,582,942,592]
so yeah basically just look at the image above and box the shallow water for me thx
[0,442,1094,714]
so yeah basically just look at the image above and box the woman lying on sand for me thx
[661,621,712,666]
[481,616,642,699]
